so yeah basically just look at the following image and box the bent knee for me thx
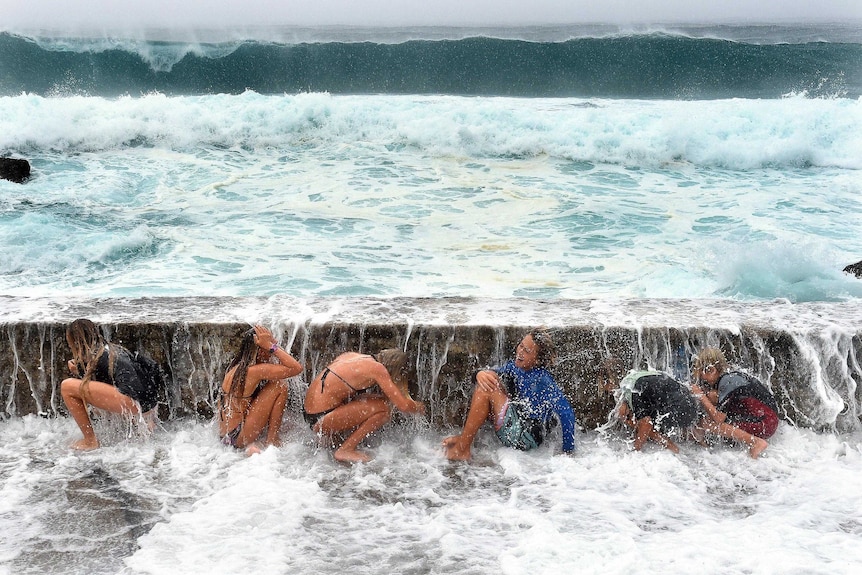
[60,378,82,396]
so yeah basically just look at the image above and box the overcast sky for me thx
[2,0,861,29]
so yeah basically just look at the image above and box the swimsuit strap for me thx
[321,366,361,394]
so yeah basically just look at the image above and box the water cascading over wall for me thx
[1,296,860,432]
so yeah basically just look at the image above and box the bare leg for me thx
[334,411,390,463]
[313,396,392,463]
[61,378,140,450]
[633,417,654,451]
[236,380,289,450]
[442,384,508,461]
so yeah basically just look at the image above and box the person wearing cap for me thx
[692,347,780,442]
[219,325,304,455]
[304,349,425,463]
[443,329,577,461]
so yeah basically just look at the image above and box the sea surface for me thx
[1,23,861,575]
[1,24,861,301]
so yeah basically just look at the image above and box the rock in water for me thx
[0,157,31,183]
[843,260,862,278]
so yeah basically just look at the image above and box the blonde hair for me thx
[66,318,117,400]
[376,349,411,398]
[693,347,728,374]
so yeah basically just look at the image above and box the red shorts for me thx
[726,397,779,439]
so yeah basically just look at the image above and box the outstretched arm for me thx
[372,361,425,415]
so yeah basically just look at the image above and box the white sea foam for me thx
[2,93,861,301]
[1,415,860,575]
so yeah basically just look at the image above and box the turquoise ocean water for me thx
[1,25,861,301]
[1,23,862,575]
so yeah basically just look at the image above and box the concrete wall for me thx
[1,296,860,432]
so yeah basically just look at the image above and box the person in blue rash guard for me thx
[442,329,577,461]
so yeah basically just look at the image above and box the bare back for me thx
[304,353,383,414]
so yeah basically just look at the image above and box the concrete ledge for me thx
[1,296,860,431]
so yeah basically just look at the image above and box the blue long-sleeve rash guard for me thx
[495,361,578,453]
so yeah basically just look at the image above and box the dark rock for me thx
[0,157,31,183]
[844,260,862,278]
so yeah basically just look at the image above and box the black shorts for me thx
[631,374,698,433]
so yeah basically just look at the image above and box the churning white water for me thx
[1,412,860,575]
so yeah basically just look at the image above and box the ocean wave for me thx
[1,92,859,170]
[1,30,860,98]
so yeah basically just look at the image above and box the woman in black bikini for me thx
[219,325,303,454]
[303,350,425,463]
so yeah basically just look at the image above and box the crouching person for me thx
[600,360,698,453]
[218,325,304,455]
[691,347,775,457]
[303,349,425,464]
[61,318,161,451]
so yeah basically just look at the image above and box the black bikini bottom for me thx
[303,407,337,429]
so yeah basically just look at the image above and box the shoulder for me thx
[530,367,560,387]
[621,370,655,386]
[495,361,516,373]
[108,345,136,366]
[332,352,373,367]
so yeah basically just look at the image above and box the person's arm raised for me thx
[250,325,303,381]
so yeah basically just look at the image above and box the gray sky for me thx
[2,0,861,29]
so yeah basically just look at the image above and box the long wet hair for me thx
[66,318,117,399]
[527,328,557,369]
[224,328,259,401]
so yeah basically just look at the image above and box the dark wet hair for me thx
[224,328,258,400]
[598,357,628,388]
[527,328,556,368]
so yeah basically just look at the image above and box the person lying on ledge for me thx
[443,329,577,461]
[599,358,699,454]
[303,349,425,463]
[61,318,160,451]
[691,347,777,451]
[218,325,303,455]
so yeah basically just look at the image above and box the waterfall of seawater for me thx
[0,296,859,432]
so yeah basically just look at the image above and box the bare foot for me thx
[748,437,768,459]
[689,427,708,447]
[334,448,373,464]
[143,411,157,432]
[442,435,471,461]
[71,437,100,451]
[245,443,263,456]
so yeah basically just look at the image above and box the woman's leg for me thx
[314,396,391,463]
[60,378,140,450]
[442,384,509,461]
[235,380,289,451]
